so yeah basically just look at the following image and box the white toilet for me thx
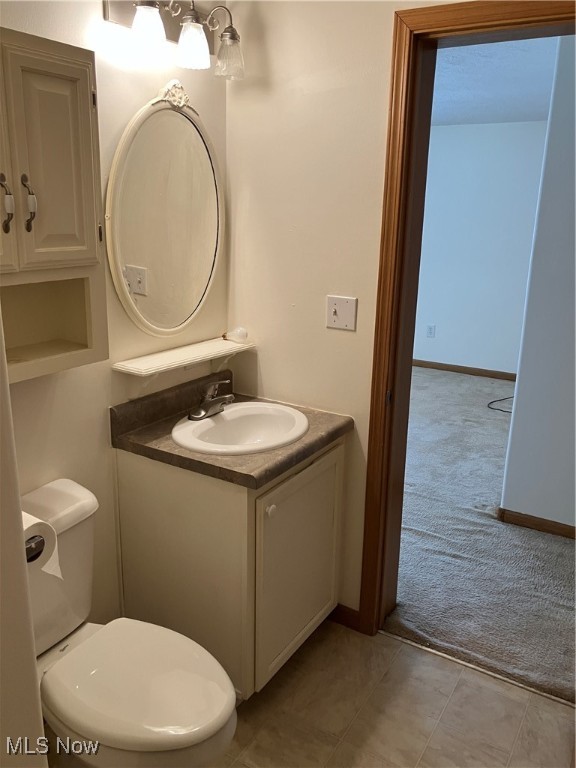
[23,479,237,767]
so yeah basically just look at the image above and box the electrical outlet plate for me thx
[124,265,148,296]
[326,295,358,331]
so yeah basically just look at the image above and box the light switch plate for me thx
[326,295,358,331]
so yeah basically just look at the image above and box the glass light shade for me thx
[215,38,244,80]
[132,4,166,46]
[177,19,210,70]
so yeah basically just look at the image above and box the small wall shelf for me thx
[111,337,255,377]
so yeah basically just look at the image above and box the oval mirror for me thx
[105,81,222,336]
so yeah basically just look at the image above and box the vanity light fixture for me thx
[108,1,244,78]
[176,4,211,69]
[132,1,167,46]
[173,2,244,78]
[205,6,244,80]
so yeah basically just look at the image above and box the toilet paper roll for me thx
[22,511,62,579]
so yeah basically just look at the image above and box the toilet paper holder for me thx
[25,534,46,563]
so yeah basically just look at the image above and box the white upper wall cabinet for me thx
[1,32,100,271]
[0,28,108,383]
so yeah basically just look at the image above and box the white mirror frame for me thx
[105,80,224,337]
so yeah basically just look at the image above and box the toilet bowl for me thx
[24,479,237,767]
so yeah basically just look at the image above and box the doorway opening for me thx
[355,1,575,701]
[380,33,575,697]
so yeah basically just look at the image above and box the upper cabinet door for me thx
[0,112,19,274]
[2,34,99,270]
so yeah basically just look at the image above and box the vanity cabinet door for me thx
[255,446,342,690]
[1,30,100,270]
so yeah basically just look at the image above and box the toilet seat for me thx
[40,618,236,752]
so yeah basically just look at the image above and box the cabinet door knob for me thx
[0,173,14,234]
[265,504,277,518]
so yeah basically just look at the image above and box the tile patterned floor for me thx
[219,622,575,768]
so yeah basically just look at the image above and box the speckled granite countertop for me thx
[110,371,354,490]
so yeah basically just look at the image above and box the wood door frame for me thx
[356,1,575,634]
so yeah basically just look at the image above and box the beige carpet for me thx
[383,367,575,702]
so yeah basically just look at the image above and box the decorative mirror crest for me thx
[159,79,191,109]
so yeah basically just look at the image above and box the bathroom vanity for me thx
[111,373,353,699]
[104,84,353,699]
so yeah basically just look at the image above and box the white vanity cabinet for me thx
[255,451,341,689]
[117,441,344,699]
[0,28,108,382]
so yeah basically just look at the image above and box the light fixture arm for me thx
[205,6,240,40]
[165,0,182,17]
[166,0,203,24]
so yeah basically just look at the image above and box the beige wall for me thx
[226,1,433,609]
[1,1,228,622]
[502,36,575,526]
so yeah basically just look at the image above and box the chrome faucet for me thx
[188,379,234,421]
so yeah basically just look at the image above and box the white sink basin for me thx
[171,401,309,455]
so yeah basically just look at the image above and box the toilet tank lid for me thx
[21,479,98,533]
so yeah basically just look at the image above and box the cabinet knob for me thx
[265,504,277,518]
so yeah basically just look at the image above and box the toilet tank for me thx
[22,479,99,656]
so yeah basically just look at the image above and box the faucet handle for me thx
[205,378,231,398]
